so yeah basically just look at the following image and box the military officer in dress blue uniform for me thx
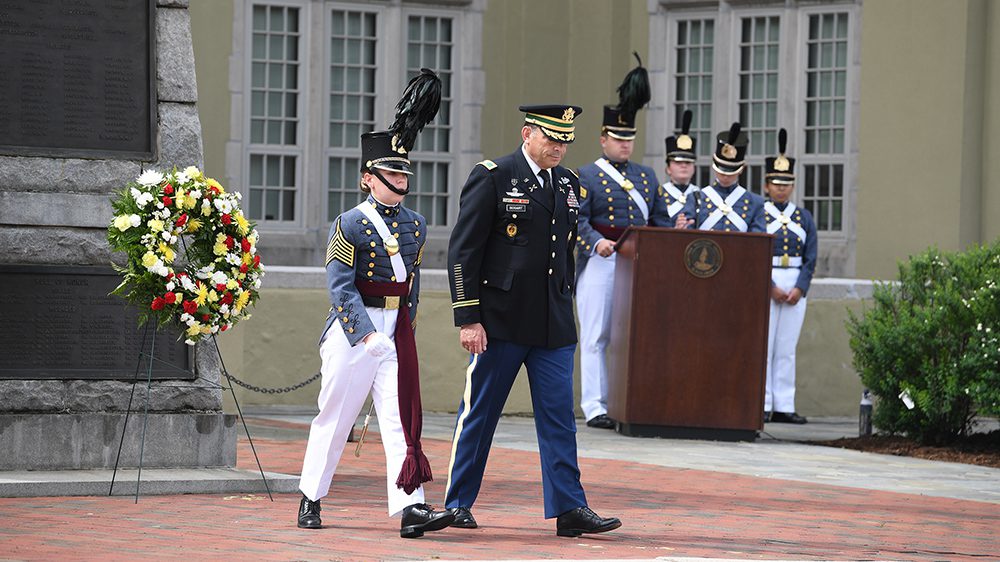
[675,122,766,233]
[650,109,700,227]
[298,70,455,538]
[446,104,622,537]
[575,56,656,430]
[763,129,817,424]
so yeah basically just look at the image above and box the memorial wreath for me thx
[107,166,264,345]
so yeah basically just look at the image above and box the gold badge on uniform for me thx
[383,235,400,256]
[677,134,693,150]
[721,143,737,159]
[775,155,790,172]
[562,107,576,121]
[621,179,634,191]
[506,223,518,237]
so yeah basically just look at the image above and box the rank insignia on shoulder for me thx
[579,186,587,199]
[478,159,498,170]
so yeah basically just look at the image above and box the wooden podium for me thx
[607,226,773,441]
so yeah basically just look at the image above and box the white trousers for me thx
[576,252,616,421]
[299,306,424,517]
[765,267,808,413]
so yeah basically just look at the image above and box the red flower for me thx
[166,272,174,280]
[225,236,235,249]
[253,255,260,267]
[151,297,165,310]
[182,300,198,314]
[239,263,248,274]
[221,214,232,225]
[202,314,210,321]
[209,186,220,196]
[162,196,173,207]
[177,272,187,278]
[164,292,177,304]
[164,184,174,195]
[215,283,227,292]
[220,325,229,332]
[220,292,234,305]
[176,214,188,227]
[240,238,251,253]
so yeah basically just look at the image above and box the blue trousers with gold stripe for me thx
[444,340,588,519]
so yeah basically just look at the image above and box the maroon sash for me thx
[593,223,627,241]
[355,280,431,494]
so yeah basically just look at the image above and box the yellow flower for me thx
[148,219,164,232]
[241,252,253,265]
[226,278,239,290]
[206,177,225,193]
[141,251,158,268]
[186,323,202,336]
[113,215,133,231]
[158,242,175,263]
[184,166,203,181]
[208,290,219,303]
[183,193,198,209]
[201,202,212,216]
[200,325,212,335]
[234,212,250,236]
[174,292,184,303]
[186,218,202,232]
[195,284,209,306]
[234,289,251,313]
[213,240,228,256]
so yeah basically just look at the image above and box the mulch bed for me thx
[811,430,1000,469]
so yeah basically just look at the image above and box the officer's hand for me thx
[786,287,803,305]
[674,213,694,229]
[460,323,488,355]
[363,332,395,359]
[595,239,615,257]
[770,286,788,303]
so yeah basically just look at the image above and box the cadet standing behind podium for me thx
[650,109,700,227]
[763,129,817,424]
[446,104,622,537]
[675,122,766,233]
[575,54,656,430]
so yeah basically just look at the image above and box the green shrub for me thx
[847,242,1000,445]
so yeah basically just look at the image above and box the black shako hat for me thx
[665,109,697,162]
[764,128,796,184]
[711,122,749,175]
[361,68,442,178]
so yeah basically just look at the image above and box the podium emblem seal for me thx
[684,239,723,278]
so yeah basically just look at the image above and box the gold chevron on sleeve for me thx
[415,242,425,266]
[326,219,354,268]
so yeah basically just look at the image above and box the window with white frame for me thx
[672,18,715,187]
[662,2,857,236]
[247,4,302,222]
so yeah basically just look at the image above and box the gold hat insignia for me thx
[774,155,790,172]
[562,107,576,121]
[721,143,737,159]
[677,135,693,150]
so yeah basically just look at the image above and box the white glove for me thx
[363,332,395,359]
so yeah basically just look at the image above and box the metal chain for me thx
[222,370,321,394]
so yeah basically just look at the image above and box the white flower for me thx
[129,214,141,228]
[180,313,192,323]
[161,231,172,241]
[225,253,242,266]
[184,339,197,346]
[145,257,164,273]
[214,197,234,214]
[210,325,219,334]
[130,188,154,208]
[166,281,176,291]
[180,276,197,292]
[156,202,164,209]
[190,189,201,199]
[156,265,171,277]
[136,170,164,187]
[175,170,191,184]
[219,304,230,315]
[253,278,262,289]
[211,271,228,286]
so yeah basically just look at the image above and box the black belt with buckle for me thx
[361,295,402,310]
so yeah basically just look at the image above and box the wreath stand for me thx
[108,322,272,503]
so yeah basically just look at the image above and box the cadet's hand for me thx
[595,239,615,257]
[674,213,694,229]
[770,286,788,303]
[786,287,803,305]
[460,323,488,355]
[363,332,395,359]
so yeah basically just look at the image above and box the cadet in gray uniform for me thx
[297,70,454,538]
[650,109,700,227]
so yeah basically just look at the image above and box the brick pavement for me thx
[1,428,998,561]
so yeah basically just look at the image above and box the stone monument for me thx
[0,0,237,475]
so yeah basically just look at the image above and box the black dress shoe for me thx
[586,414,615,429]
[400,503,456,538]
[447,507,478,529]
[771,411,808,424]
[297,495,322,529]
[556,506,622,537]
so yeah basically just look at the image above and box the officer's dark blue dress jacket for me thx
[448,147,581,348]
[766,200,818,295]
[321,194,427,346]
[678,183,767,233]
[575,157,658,278]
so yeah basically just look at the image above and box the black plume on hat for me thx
[778,128,787,154]
[726,122,742,145]
[616,52,651,125]
[389,68,442,152]
[681,109,692,134]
